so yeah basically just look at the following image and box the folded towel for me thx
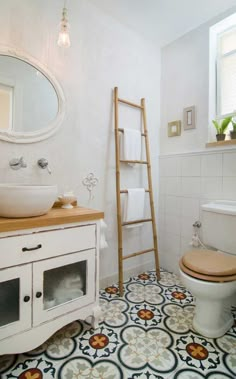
[100,219,108,249]
[123,188,145,228]
[120,128,141,163]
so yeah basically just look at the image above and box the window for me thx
[209,13,236,141]
[217,27,236,118]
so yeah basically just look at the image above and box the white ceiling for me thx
[88,0,236,46]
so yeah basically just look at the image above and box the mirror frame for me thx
[0,46,65,143]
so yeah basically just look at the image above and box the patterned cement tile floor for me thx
[0,269,236,379]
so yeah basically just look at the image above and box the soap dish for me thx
[58,193,77,209]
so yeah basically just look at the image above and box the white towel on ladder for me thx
[100,219,108,249]
[120,128,141,162]
[123,188,145,228]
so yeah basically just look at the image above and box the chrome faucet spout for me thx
[47,166,52,175]
[38,158,52,174]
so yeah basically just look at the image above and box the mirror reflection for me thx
[0,55,58,133]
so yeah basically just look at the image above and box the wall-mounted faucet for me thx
[37,158,51,174]
[9,156,27,170]
[193,221,201,228]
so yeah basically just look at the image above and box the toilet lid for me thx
[183,250,236,276]
[182,249,236,276]
[179,258,236,282]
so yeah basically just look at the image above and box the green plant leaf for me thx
[221,117,231,133]
[212,120,220,133]
[231,117,236,131]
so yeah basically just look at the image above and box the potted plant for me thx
[212,117,232,141]
[231,117,236,139]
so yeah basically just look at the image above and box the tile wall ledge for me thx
[159,145,236,158]
[206,139,236,148]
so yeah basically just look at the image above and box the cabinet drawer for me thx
[0,225,96,269]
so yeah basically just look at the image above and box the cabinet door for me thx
[0,265,32,340]
[33,249,96,326]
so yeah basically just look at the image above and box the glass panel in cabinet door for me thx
[0,264,31,344]
[0,278,19,327]
[43,260,87,310]
[33,249,95,326]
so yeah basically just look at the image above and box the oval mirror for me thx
[0,47,65,143]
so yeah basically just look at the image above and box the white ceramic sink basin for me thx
[0,184,58,218]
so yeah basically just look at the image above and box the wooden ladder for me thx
[114,87,160,296]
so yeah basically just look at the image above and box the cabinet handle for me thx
[36,292,42,298]
[22,244,42,252]
[23,295,30,302]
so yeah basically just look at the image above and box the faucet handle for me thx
[37,158,51,174]
[19,156,27,168]
[9,156,27,170]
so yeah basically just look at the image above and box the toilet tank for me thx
[201,200,236,256]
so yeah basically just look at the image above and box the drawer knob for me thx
[23,295,30,302]
[36,292,42,298]
[22,244,42,252]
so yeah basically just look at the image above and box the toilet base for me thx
[192,298,234,338]
[179,269,236,338]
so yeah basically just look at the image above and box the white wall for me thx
[159,8,236,274]
[0,0,160,283]
[160,7,236,154]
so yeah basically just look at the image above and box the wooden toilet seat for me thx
[180,249,236,282]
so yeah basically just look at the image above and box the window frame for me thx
[216,26,236,119]
[208,13,236,142]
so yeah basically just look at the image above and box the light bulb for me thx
[57,7,71,48]
[57,30,71,48]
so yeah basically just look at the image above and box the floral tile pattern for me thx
[100,298,129,328]
[26,321,83,360]
[0,268,235,379]
[118,326,177,373]
[162,304,195,334]
[58,357,123,379]
[79,325,119,359]
[129,303,162,327]
[215,333,236,377]
[175,334,220,371]
[164,286,194,305]
[125,283,164,305]
[5,358,55,379]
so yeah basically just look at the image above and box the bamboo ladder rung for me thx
[118,128,146,137]
[120,160,148,164]
[120,189,150,193]
[122,218,152,226]
[118,98,143,109]
[123,248,155,260]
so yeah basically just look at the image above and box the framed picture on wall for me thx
[168,120,181,137]
[183,106,196,130]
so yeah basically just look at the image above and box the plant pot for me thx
[216,134,226,141]
[230,131,236,139]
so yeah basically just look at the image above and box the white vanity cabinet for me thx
[0,207,104,355]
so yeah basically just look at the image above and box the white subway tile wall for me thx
[223,152,236,176]
[181,155,201,177]
[158,151,236,274]
[201,153,222,177]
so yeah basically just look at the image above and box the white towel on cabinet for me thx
[120,128,141,162]
[123,188,145,228]
[100,219,108,249]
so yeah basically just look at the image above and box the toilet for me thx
[179,200,236,338]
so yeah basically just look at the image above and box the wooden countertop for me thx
[0,207,104,233]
